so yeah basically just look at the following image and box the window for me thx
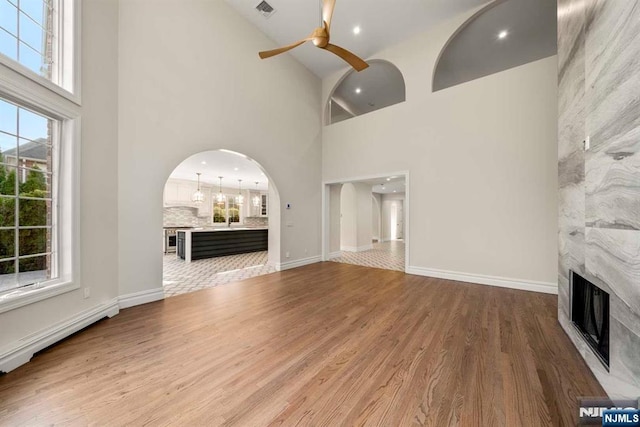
[213,201,226,223]
[0,0,76,312]
[0,0,76,94]
[212,196,241,224]
[228,197,240,223]
[0,98,57,293]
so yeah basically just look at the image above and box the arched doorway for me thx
[162,149,281,297]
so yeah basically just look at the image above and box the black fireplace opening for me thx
[571,270,610,368]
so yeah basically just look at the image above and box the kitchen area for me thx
[163,150,275,297]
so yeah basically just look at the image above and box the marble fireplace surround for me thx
[558,0,640,399]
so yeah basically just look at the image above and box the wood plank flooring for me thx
[0,262,605,426]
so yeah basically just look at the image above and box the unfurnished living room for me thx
[0,0,638,425]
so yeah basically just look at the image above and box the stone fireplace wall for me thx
[558,0,640,398]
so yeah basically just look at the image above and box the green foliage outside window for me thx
[213,203,226,223]
[0,154,49,276]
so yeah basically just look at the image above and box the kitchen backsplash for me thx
[163,207,210,227]
[244,217,268,227]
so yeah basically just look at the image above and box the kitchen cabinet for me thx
[164,179,212,217]
[249,191,268,217]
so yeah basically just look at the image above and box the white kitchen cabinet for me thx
[164,179,212,217]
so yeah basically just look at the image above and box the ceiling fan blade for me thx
[259,38,311,59]
[323,43,369,71]
[322,0,336,31]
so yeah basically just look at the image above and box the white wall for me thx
[355,183,373,250]
[372,193,381,241]
[117,0,322,296]
[339,183,373,252]
[340,183,357,250]
[322,10,559,288]
[329,184,342,255]
[0,0,120,368]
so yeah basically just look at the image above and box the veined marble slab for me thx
[610,317,640,389]
[585,0,640,153]
[585,227,640,317]
[586,138,640,230]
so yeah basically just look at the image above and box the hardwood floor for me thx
[0,262,604,426]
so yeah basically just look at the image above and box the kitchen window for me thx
[212,196,240,224]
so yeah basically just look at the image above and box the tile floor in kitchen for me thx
[330,240,405,272]
[164,240,404,297]
[163,251,276,297]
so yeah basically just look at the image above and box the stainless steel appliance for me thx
[164,227,191,253]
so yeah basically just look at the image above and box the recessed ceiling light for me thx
[201,161,206,165]
[498,30,508,39]
[353,26,361,35]
[234,167,239,171]
[393,190,397,193]
[355,87,361,94]
[386,178,391,181]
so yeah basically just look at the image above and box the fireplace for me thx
[571,271,610,368]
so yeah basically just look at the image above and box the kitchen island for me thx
[176,227,268,263]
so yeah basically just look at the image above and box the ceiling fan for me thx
[258,0,369,72]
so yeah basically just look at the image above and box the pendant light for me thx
[236,179,244,205]
[192,173,205,204]
[252,181,261,207]
[216,176,226,204]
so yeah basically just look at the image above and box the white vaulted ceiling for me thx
[224,0,488,78]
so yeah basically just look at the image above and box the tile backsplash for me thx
[163,206,210,227]
[245,217,268,227]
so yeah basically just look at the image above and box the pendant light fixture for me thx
[252,181,261,207]
[192,173,205,204]
[236,179,244,205]
[216,176,226,204]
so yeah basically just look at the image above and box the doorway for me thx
[323,172,408,272]
[162,149,280,297]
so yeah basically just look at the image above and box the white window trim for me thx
[0,51,81,315]
[0,0,81,105]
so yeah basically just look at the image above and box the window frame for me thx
[212,195,242,224]
[0,0,80,314]
[0,100,59,291]
[0,0,81,104]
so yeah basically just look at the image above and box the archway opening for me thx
[162,149,280,297]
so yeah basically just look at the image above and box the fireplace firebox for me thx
[571,270,610,368]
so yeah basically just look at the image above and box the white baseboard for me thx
[406,266,558,295]
[118,287,165,309]
[276,255,322,271]
[0,298,119,373]
[329,251,341,259]
[340,244,373,252]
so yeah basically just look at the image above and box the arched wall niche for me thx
[432,0,556,92]
[325,59,406,125]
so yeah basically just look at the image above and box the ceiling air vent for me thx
[255,1,276,18]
